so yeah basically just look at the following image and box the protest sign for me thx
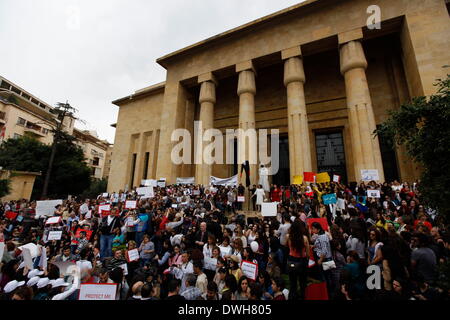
[127,249,139,262]
[22,248,33,269]
[367,190,381,198]
[237,196,245,202]
[38,245,47,271]
[18,243,38,258]
[303,172,316,183]
[171,204,178,209]
[293,175,303,185]
[5,211,18,220]
[316,172,331,184]
[16,215,23,223]
[322,193,337,205]
[176,177,195,185]
[47,231,63,241]
[361,169,380,181]
[136,187,154,199]
[36,200,63,217]
[98,204,111,214]
[79,284,117,301]
[333,175,341,183]
[119,263,128,275]
[46,216,62,225]
[307,218,330,232]
[80,203,89,215]
[193,190,200,196]
[157,179,166,188]
[102,193,109,198]
[241,260,258,281]
[141,179,157,187]
[0,243,5,263]
[125,200,137,209]
[261,202,277,217]
[337,198,346,210]
[75,229,93,241]
[210,175,238,187]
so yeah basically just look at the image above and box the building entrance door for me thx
[315,131,347,184]
[271,136,290,187]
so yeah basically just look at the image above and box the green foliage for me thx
[81,178,108,199]
[0,135,91,199]
[0,178,11,198]
[376,74,450,220]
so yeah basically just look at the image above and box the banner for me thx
[125,200,137,209]
[241,260,258,281]
[136,187,154,199]
[367,190,381,198]
[293,175,303,185]
[261,202,277,217]
[36,200,63,217]
[157,179,166,188]
[210,175,238,187]
[176,177,195,185]
[316,172,331,184]
[322,193,337,205]
[141,179,157,187]
[79,284,117,300]
[303,172,316,183]
[75,229,93,241]
[98,204,111,214]
[47,231,63,241]
[361,169,380,181]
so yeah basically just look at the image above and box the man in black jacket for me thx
[194,222,210,250]
[99,208,121,259]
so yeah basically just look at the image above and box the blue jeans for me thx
[100,234,114,259]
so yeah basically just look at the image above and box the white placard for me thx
[141,179,157,187]
[361,169,380,181]
[102,193,109,198]
[36,200,63,217]
[367,190,381,198]
[210,175,238,187]
[46,216,61,225]
[171,204,178,209]
[98,204,111,214]
[79,284,117,300]
[127,249,139,262]
[47,231,63,241]
[337,198,346,210]
[333,175,340,183]
[261,202,277,217]
[22,248,33,269]
[136,187,154,199]
[176,177,195,185]
[241,261,258,280]
[38,245,47,271]
[80,203,89,215]
[237,196,245,202]
[0,243,5,262]
[119,263,128,275]
[125,200,137,209]
[193,190,200,196]
[157,179,166,188]
[18,243,38,258]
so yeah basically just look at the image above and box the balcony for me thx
[24,121,45,137]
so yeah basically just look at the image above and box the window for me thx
[17,117,26,126]
[42,128,50,135]
[130,153,137,187]
[92,157,100,166]
[142,152,150,180]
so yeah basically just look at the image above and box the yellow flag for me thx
[316,172,330,183]
[293,175,303,185]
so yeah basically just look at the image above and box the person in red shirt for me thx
[414,213,432,232]
[271,185,281,202]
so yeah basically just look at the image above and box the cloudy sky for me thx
[0,0,304,143]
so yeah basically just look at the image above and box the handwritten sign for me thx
[237,196,245,202]
[36,200,63,217]
[136,187,154,199]
[367,190,381,198]
[333,175,341,183]
[241,260,258,281]
[79,284,117,300]
[127,249,139,262]
[47,231,63,241]
[303,172,316,183]
[316,172,330,184]
[261,202,277,217]
[361,169,380,181]
[322,193,337,205]
[98,204,111,215]
[46,216,62,225]
[125,200,137,209]
[293,175,303,185]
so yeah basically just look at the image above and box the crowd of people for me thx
[0,180,449,301]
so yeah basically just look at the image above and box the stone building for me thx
[108,0,450,193]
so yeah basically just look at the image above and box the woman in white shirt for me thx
[251,185,266,211]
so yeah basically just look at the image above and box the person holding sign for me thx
[286,220,310,300]
[99,208,121,259]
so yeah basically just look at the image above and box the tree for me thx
[376,74,450,220]
[0,135,91,199]
[81,178,108,199]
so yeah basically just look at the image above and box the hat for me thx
[50,278,70,288]
[229,255,240,263]
[27,276,40,287]
[37,277,50,289]
[4,280,26,293]
[28,269,45,279]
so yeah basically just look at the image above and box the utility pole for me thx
[41,101,77,199]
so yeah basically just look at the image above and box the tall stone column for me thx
[282,46,312,183]
[195,72,217,186]
[339,29,384,182]
[236,61,258,196]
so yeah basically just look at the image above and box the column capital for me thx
[338,28,363,45]
[236,60,256,74]
[340,40,367,75]
[281,46,302,60]
[199,81,216,104]
[284,56,305,86]
[198,72,218,86]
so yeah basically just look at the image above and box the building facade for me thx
[0,76,111,180]
[108,0,450,193]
